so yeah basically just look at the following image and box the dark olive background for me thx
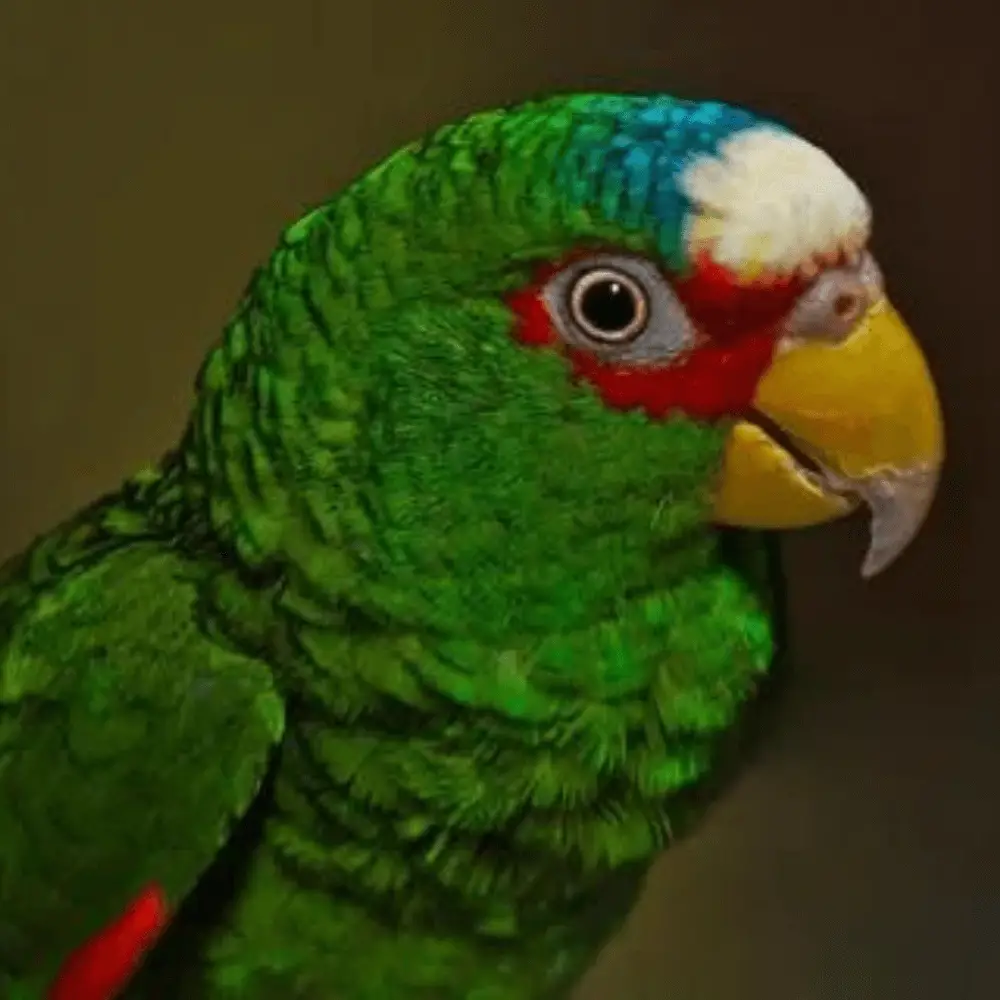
[0,1,996,997]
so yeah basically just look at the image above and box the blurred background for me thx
[0,0,996,997]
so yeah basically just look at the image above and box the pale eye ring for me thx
[567,267,650,344]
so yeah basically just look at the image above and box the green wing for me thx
[0,510,285,990]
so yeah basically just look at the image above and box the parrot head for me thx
[193,92,944,640]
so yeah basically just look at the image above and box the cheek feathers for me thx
[506,254,802,422]
[567,335,777,421]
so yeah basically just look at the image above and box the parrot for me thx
[0,91,945,1000]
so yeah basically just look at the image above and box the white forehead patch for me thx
[679,126,872,280]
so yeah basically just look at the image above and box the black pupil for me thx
[580,278,637,333]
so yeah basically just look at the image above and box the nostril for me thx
[832,291,863,321]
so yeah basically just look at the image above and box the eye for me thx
[783,252,884,342]
[540,253,696,363]
[568,268,649,344]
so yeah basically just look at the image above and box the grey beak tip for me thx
[857,464,941,579]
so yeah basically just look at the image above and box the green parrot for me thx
[0,92,944,1000]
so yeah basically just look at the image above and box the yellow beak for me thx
[712,298,945,576]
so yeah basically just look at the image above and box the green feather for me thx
[0,93,782,999]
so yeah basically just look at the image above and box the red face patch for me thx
[507,249,808,422]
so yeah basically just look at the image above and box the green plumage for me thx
[0,94,781,999]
